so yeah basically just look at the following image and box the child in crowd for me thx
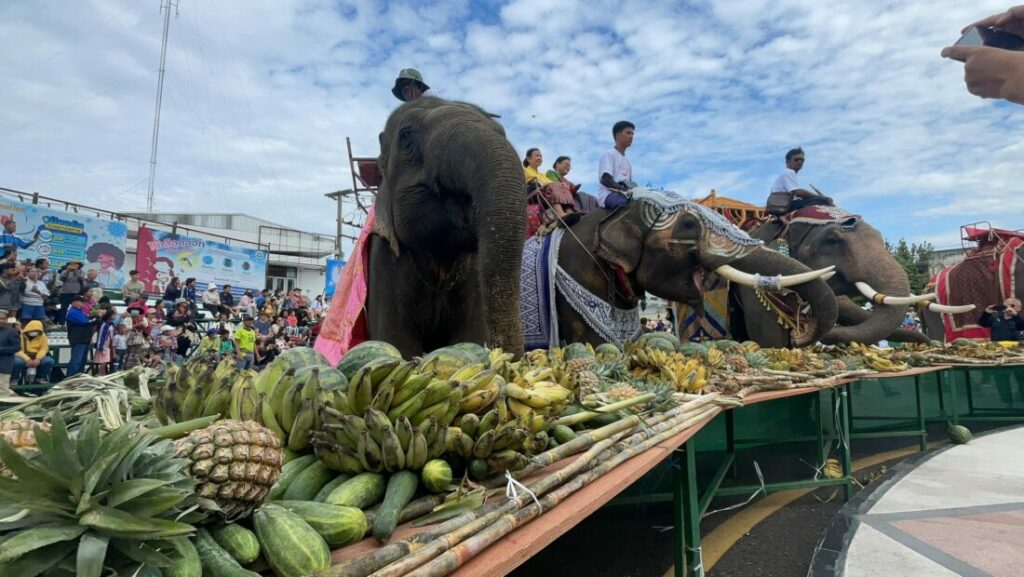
[218,328,235,357]
[94,311,115,375]
[113,323,129,371]
[157,325,177,362]
[124,323,149,369]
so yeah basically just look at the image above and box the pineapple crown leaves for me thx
[0,413,199,577]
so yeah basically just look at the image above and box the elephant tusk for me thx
[926,302,976,314]
[714,264,836,290]
[854,282,936,306]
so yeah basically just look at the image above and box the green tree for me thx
[885,238,935,295]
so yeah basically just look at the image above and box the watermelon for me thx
[643,336,677,352]
[679,342,709,357]
[419,346,474,379]
[710,339,742,352]
[639,331,681,350]
[947,423,972,444]
[449,342,490,365]
[563,342,596,361]
[277,346,331,371]
[337,341,403,380]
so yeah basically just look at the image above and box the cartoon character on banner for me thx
[83,242,126,288]
[152,256,175,294]
[176,251,196,270]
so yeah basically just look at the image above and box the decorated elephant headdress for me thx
[629,187,763,259]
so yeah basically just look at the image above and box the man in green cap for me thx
[392,68,440,102]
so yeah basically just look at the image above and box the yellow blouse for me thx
[524,166,552,186]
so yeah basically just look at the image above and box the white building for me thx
[123,212,337,296]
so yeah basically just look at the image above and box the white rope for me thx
[702,460,766,518]
[505,470,542,512]
[834,391,849,451]
[688,544,705,576]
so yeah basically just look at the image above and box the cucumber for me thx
[275,500,369,547]
[314,473,353,502]
[283,460,336,501]
[268,454,318,501]
[194,528,261,577]
[163,537,201,577]
[552,424,577,444]
[210,523,261,565]
[372,470,419,543]
[325,472,387,509]
[253,504,331,577]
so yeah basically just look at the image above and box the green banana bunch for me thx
[445,409,531,479]
[314,407,446,474]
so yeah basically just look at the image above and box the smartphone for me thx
[993,304,1008,312]
[953,26,1024,59]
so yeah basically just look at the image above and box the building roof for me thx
[695,190,765,225]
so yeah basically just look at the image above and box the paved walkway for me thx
[810,426,1024,577]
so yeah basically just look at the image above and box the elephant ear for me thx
[594,206,647,273]
[372,125,401,257]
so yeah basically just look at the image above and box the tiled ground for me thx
[831,427,1024,577]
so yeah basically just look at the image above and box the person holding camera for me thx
[942,5,1024,105]
[978,297,1024,341]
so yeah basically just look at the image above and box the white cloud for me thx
[0,0,1020,253]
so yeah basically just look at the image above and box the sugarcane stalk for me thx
[401,406,719,577]
[369,405,719,577]
[317,429,632,577]
[551,392,658,428]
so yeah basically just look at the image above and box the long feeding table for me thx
[324,362,1024,577]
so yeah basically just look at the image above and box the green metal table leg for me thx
[937,373,946,415]
[965,369,976,416]
[672,449,686,577]
[815,389,827,469]
[837,387,854,501]
[914,374,927,452]
[946,370,960,426]
[678,442,703,577]
[725,409,737,479]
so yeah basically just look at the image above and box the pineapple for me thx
[0,413,202,574]
[173,419,284,519]
[565,357,597,377]
[0,417,50,477]
[725,355,749,373]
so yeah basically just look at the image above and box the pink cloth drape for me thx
[314,208,375,366]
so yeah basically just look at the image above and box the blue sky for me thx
[1,0,1021,254]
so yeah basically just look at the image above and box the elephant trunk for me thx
[822,253,910,345]
[443,125,526,355]
[724,248,838,346]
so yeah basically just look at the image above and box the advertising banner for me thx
[0,196,129,289]
[324,258,345,297]
[136,227,268,295]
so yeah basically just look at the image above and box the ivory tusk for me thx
[714,264,836,288]
[927,302,976,314]
[854,281,936,306]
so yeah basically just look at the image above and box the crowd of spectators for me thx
[0,254,329,396]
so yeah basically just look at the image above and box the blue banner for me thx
[325,258,345,297]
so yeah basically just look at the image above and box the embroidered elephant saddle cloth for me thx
[786,205,860,227]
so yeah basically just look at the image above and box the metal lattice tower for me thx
[146,0,179,212]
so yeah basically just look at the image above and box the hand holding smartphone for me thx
[950,26,1024,61]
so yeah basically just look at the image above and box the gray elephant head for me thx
[780,216,925,344]
[373,97,526,354]
[589,192,838,346]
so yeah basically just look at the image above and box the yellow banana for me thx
[450,363,486,382]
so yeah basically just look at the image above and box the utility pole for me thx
[147,0,179,213]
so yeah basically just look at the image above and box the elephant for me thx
[367,97,526,357]
[738,207,967,345]
[919,232,1018,341]
[536,190,839,348]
